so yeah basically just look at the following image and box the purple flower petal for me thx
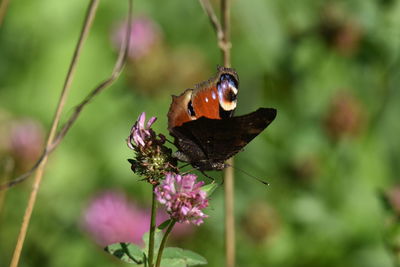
[146,116,157,129]
[137,112,146,129]
[154,172,209,225]
[127,112,159,149]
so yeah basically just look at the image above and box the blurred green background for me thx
[1,0,400,266]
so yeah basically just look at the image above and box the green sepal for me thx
[157,219,172,230]
[201,182,218,196]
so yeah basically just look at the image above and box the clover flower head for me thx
[127,112,176,183]
[155,173,209,225]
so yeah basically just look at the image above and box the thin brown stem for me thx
[0,155,43,190]
[198,0,234,266]
[224,159,235,267]
[221,0,234,264]
[0,158,14,214]
[0,0,10,27]
[199,0,224,42]
[0,0,133,191]
[50,4,131,151]
[8,1,100,266]
[221,0,231,67]
[198,0,231,56]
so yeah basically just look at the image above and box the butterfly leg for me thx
[200,171,216,182]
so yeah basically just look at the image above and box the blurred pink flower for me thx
[9,119,44,165]
[83,191,147,246]
[387,187,400,215]
[111,16,162,60]
[319,2,362,57]
[242,201,280,243]
[291,155,320,183]
[83,191,192,247]
[324,91,364,141]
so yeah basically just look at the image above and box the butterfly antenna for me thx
[225,163,270,186]
[179,167,216,183]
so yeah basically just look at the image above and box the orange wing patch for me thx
[192,85,221,120]
[167,89,193,130]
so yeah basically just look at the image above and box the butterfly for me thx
[167,66,276,171]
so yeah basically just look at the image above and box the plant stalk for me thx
[224,158,234,267]
[148,184,157,267]
[0,0,10,27]
[220,0,235,266]
[155,219,176,267]
[9,1,99,266]
[0,0,133,191]
[199,0,234,266]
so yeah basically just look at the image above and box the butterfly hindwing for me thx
[170,108,277,170]
[169,126,207,164]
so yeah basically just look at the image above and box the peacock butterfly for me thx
[167,66,277,171]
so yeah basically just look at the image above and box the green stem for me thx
[148,185,157,267]
[155,219,176,267]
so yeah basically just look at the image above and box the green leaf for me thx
[161,247,207,266]
[180,249,208,265]
[159,258,187,267]
[157,219,172,230]
[105,242,145,265]
[201,182,219,196]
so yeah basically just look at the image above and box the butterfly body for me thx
[167,67,276,171]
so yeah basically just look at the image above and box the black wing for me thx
[169,125,208,163]
[170,108,277,162]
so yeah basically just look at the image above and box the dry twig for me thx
[0,0,132,191]
[0,0,10,27]
[198,0,234,266]
[9,1,100,265]
[0,158,14,214]
[198,0,232,59]
[8,0,132,266]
